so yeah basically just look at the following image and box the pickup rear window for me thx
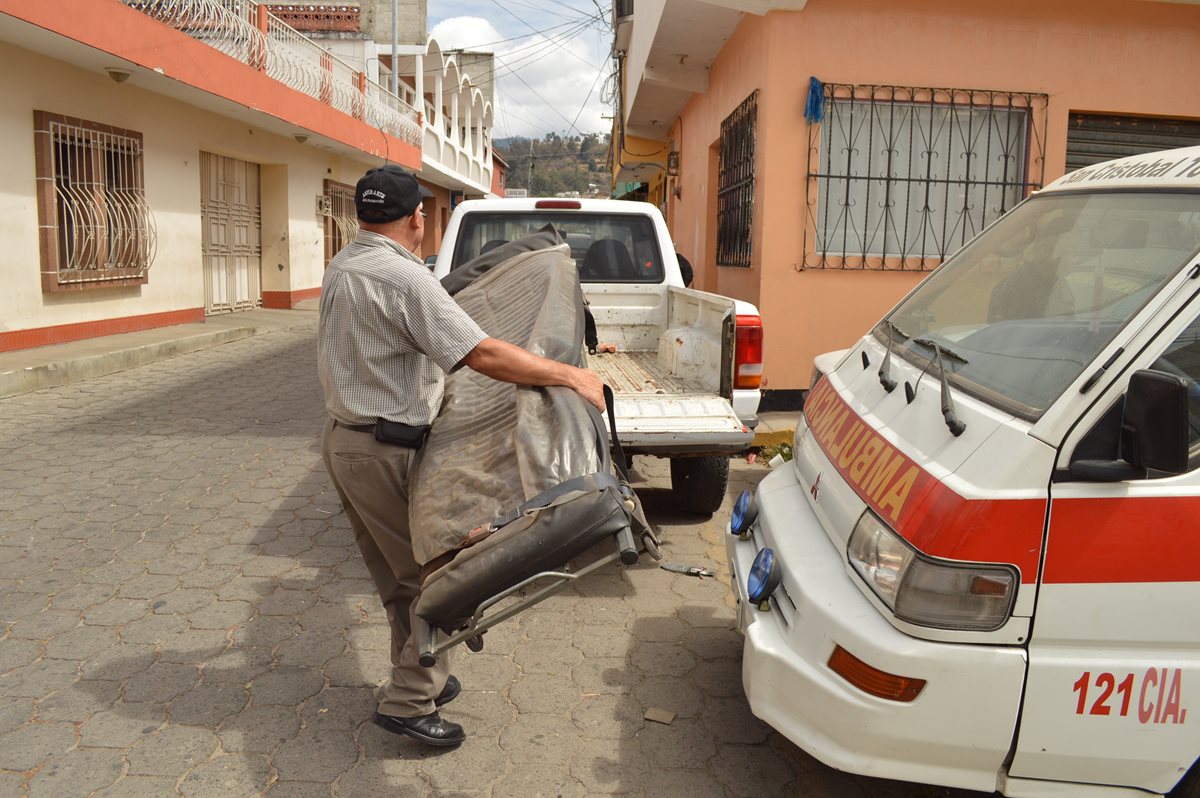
[450,212,665,283]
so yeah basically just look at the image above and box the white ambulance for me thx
[727,146,1200,797]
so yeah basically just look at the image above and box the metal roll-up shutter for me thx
[1066,113,1200,172]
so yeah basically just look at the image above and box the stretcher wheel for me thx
[642,533,662,561]
[466,635,484,652]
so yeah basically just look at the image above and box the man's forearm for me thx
[462,337,580,389]
[460,337,605,411]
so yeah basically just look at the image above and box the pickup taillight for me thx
[734,314,763,390]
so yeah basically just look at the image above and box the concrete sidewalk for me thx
[752,411,800,449]
[0,306,319,400]
[0,305,803,445]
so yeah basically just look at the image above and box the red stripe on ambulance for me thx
[804,378,1045,581]
[1043,496,1200,583]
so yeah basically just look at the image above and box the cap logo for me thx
[362,188,386,204]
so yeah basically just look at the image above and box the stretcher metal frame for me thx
[416,525,656,667]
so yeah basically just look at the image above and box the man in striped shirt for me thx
[318,166,603,748]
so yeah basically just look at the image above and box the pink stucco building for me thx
[612,0,1200,407]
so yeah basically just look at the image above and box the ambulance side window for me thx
[1150,314,1200,464]
[1071,313,1200,472]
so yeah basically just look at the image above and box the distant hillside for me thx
[496,133,611,196]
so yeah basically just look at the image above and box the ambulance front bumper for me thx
[726,466,1028,794]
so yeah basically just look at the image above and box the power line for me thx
[563,62,608,139]
[503,0,599,22]
[493,83,566,134]
[526,0,604,20]
[504,64,601,133]
[418,13,602,79]
[482,17,602,86]
[438,16,592,51]
[489,0,600,71]
[432,17,598,84]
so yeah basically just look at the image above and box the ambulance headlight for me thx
[848,510,1018,631]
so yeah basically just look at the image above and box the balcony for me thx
[620,0,807,141]
[0,0,494,194]
[404,39,494,195]
[125,0,422,148]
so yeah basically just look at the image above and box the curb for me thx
[752,427,795,448]
[0,327,256,399]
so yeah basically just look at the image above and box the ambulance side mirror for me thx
[1121,369,1190,475]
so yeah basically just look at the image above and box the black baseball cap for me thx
[355,165,433,223]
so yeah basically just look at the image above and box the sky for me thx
[427,0,612,141]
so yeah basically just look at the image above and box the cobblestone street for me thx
[0,318,980,797]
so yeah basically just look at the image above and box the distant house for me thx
[611,0,1200,406]
[0,0,496,351]
[491,150,509,198]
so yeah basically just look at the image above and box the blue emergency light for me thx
[730,490,757,536]
[747,547,782,606]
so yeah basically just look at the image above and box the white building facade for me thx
[0,0,494,350]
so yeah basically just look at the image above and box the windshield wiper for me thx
[905,342,967,437]
[877,319,908,393]
[914,337,969,366]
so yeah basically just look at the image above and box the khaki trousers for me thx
[321,418,449,717]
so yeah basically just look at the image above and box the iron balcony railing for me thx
[123,0,422,149]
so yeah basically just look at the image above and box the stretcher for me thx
[408,239,661,666]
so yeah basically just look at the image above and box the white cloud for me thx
[428,8,610,141]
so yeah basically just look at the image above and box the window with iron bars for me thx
[321,179,358,266]
[34,112,157,292]
[717,90,758,268]
[803,83,1047,270]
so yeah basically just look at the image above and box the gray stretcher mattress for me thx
[409,238,651,630]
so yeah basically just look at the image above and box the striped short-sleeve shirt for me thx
[318,230,487,426]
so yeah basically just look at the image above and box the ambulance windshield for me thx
[881,191,1200,418]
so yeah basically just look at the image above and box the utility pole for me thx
[527,138,534,192]
[390,0,398,96]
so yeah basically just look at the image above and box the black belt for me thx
[333,418,430,449]
[333,420,375,433]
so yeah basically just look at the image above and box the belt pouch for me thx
[374,419,430,448]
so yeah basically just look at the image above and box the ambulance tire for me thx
[1172,759,1200,798]
[670,456,729,515]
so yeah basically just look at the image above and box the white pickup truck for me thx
[433,198,763,514]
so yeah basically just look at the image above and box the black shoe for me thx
[435,675,461,707]
[373,711,465,747]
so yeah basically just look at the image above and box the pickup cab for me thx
[727,145,1200,797]
[434,198,763,514]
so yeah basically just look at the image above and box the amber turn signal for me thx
[827,645,926,702]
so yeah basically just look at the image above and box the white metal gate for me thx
[321,179,358,266]
[201,152,261,313]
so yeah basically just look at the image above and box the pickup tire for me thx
[670,456,730,515]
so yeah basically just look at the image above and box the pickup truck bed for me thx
[590,350,697,394]
[434,197,762,513]
[590,351,750,453]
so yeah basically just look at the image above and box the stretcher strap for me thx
[604,384,631,484]
[487,385,627,532]
[490,471,619,531]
